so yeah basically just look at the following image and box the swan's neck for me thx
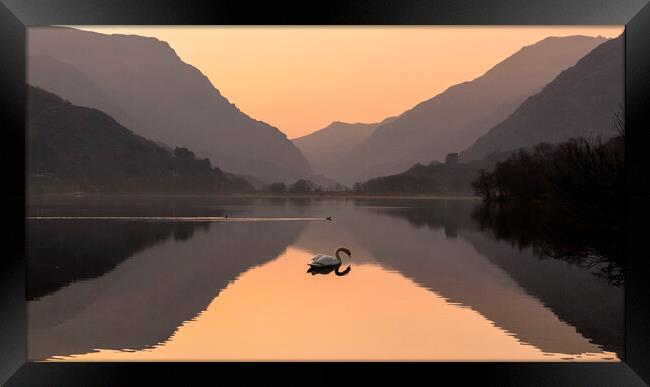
[335,248,348,262]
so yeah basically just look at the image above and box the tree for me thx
[470,132,624,207]
[267,182,287,193]
[550,136,624,229]
[173,147,195,160]
[471,169,497,202]
[288,179,315,193]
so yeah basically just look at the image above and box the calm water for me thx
[26,196,623,361]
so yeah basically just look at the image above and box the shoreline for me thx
[27,192,481,201]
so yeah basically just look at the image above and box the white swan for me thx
[309,247,351,268]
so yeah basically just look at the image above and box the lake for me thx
[26,196,623,361]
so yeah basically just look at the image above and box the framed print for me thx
[1,0,649,385]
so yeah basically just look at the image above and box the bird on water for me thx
[307,247,352,276]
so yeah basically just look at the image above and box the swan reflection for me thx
[307,264,351,276]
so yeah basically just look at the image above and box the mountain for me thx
[292,117,395,179]
[27,85,253,194]
[357,150,513,194]
[461,35,623,161]
[324,35,608,185]
[27,27,312,184]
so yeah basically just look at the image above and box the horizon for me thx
[70,26,622,139]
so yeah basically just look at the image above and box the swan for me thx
[309,247,351,268]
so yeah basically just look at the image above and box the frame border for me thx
[1,0,649,385]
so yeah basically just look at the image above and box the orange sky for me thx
[74,26,622,139]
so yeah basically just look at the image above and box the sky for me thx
[75,26,622,139]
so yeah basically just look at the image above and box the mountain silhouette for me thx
[320,35,608,185]
[27,86,252,194]
[461,34,623,161]
[27,27,312,184]
[293,117,395,179]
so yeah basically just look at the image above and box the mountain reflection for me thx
[27,198,623,361]
[364,199,623,356]
[27,217,306,360]
[471,202,624,286]
[27,220,210,301]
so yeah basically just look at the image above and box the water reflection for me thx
[27,197,623,361]
[366,200,623,357]
[297,203,620,357]
[46,248,616,361]
[28,216,306,360]
[307,264,352,276]
[27,220,210,301]
[471,202,624,286]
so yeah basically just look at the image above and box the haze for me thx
[72,26,622,138]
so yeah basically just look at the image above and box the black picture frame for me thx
[1,0,649,385]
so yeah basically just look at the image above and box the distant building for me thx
[445,153,459,166]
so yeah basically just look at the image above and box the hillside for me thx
[462,35,623,161]
[27,86,253,194]
[27,27,312,184]
[357,151,512,194]
[292,117,395,178]
[324,35,608,184]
